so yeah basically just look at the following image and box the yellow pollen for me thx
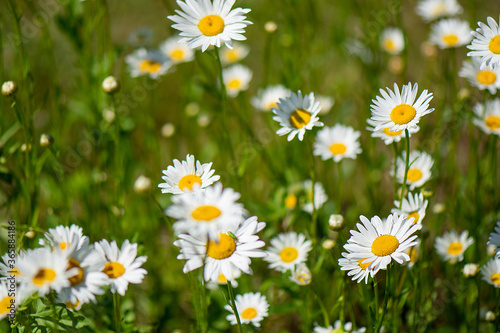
[407,168,423,183]
[178,174,202,191]
[442,34,459,47]
[489,35,500,54]
[384,40,396,52]
[280,247,299,263]
[329,143,347,155]
[191,205,221,222]
[476,70,497,85]
[491,273,500,285]
[218,274,228,284]
[447,242,463,255]
[207,233,236,259]
[0,296,14,315]
[67,258,84,286]
[227,79,242,90]
[486,116,500,130]
[32,268,57,286]
[390,104,416,125]
[170,49,185,61]
[289,109,311,129]
[371,234,399,256]
[358,258,370,270]
[102,262,125,279]
[285,193,297,209]
[139,60,162,74]
[407,212,420,224]
[383,127,403,136]
[59,242,69,251]
[198,15,225,36]
[241,307,258,320]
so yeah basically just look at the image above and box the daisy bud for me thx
[134,175,152,194]
[185,102,200,117]
[103,108,116,123]
[197,113,211,127]
[328,214,344,231]
[40,134,54,148]
[463,263,479,278]
[487,244,497,257]
[458,88,470,101]
[322,239,335,250]
[432,203,446,214]
[264,21,278,33]
[2,81,17,97]
[102,76,120,94]
[161,122,175,138]
[25,230,35,238]
[20,143,32,152]
[486,311,496,322]
[422,189,433,198]
[289,263,312,286]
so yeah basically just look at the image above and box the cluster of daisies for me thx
[0,225,147,320]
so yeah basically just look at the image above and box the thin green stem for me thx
[306,135,317,241]
[227,282,243,333]
[336,161,343,213]
[376,267,391,333]
[113,292,121,333]
[392,142,398,199]
[399,129,410,209]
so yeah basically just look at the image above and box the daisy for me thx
[220,42,250,64]
[166,183,246,239]
[314,320,367,333]
[39,224,87,252]
[392,192,429,225]
[302,180,328,214]
[338,252,374,284]
[159,154,220,194]
[366,118,419,145]
[265,232,312,273]
[0,251,24,278]
[394,150,434,190]
[415,0,462,22]
[369,82,434,132]
[224,292,269,327]
[168,0,252,52]
[223,64,252,97]
[0,281,15,321]
[125,48,171,79]
[160,36,195,64]
[429,18,472,49]
[405,239,420,269]
[206,269,241,289]
[481,258,500,288]
[251,85,291,112]
[380,28,405,55]
[317,95,335,115]
[94,239,148,296]
[459,57,500,94]
[435,230,474,263]
[487,221,500,257]
[467,17,500,69]
[472,98,500,136]
[344,213,421,274]
[57,293,83,311]
[313,124,362,162]
[289,263,312,285]
[174,216,266,281]
[272,90,324,141]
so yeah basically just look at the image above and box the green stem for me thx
[227,282,243,333]
[306,135,317,241]
[113,292,121,333]
[399,129,410,209]
[336,161,343,213]
[312,287,329,327]
[392,142,398,199]
[376,267,391,333]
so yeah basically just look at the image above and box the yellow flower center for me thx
[226,50,239,62]
[191,205,221,221]
[207,233,236,259]
[266,102,278,110]
[442,34,459,47]
[371,234,399,256]
[447,242,463,255]
[407,168,423,183]
[407,212,420,224]
[432,3,446,16]
[241,307,258,320]
[102,262,125,279]
[32,268,57,286]
[139,60,162,74]
[227,79,242,90]
[489,35,500,54]
[384,40,396,52]
[358,258,370,270]
[383,127,403,136]
[198,15,225,36]
[0,296,14,314]
[67,258,84,286]
[409,248,418,263]
[390,104,416,125]
[170,49,185,61]
[218,273,228,283]
[289,109,311,129]
[329,143,347,155]
[476,70,497,85]
[280,247,299,263]
[486,115,500,130]
[285,193,297,209]
[491,273,500,285]
[59,242,69,251]
[65,299,80,310]
[9,268,21,276]
[178,174,202,191]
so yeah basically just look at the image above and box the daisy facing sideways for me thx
[394,150,434,190]
[459,57,500,94]
[467,16,500,69]
[302,180,328,214]
[415,0,462,22]
[220,42,250,64]
[223,64,252,97]
[314,320,367,333]
[472,98,500,136]
[313,124,362,162]
[380,28,405,55]
[488,221,500,257]
[338,252,374,284]
[125,48,171,79]
[429,18,472,49]
[435,230,474,263]
[265,232,312,273]
[251,85,290,112]
[224,292,269,327]
[159,36,194,64]
[392,192,429,225]
[481,258,500,288]
[366,118,419,145]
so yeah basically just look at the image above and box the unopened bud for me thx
[102,76,120,94]
[264,21,278,33]
[328,214,344,230]
[289,263,312,286]
[322,239,335,250]
[25,230,35,238]
[486,311,496,322]
[161,123,175,138]
[463,263,479,278]
[134,175,152,194]
[40,134,54,147]
[2,81,17,97]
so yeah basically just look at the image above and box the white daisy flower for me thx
[165,183,246,239]
[429,18,472,49]
[313,124,362,162]
[302,180,328,214]
[435,230,474,263]
[366,118,419,145]
[380,28,405,55]
[94,239,148,296]
[487,222,500,257]
[125,48,171,79]
[174,216,266,281]
[159,154,220,194]
[39,224,87,252]
[472,98,500,136]
[0,251,25,278]
[392,192,429,225]
[314,320,367,333]
[223,64,252,97]
[415,0,462,22]
[317,95,335,115]
[168,0,252,52]
[0,281,16,321]
[264,232,312,273]
[481,258,500,288]
[251,85,291,112]
[463,263,479,278]
[369,82,434,132]
[159,36,195,64]
[224,292,269,327]
[338,252,374,284]
[467,17,500,69]
[405,239,420,269]
[206,269,241,289]
[57,293,83,311]
[220,42,249,64]
[394,150,434,190]
[272,90,324,141]
[289,263,312,286]
[344,213,421,274]
[459,57,500,94]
